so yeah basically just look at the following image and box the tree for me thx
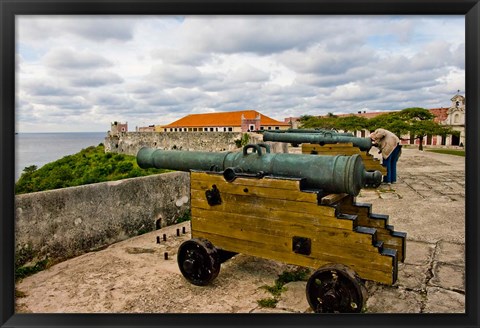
[22,165,38,174]
[367,113,410,138]
[299,115,339,129]
[409,119,454,151]
[395,107,453,151]
[336,115,369,133]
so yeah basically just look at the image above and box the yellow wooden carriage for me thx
[177,170,406,313]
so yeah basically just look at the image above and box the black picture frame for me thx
[1,1,479,328]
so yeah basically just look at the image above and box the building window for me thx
[210,128,214,132]
[215,127,218,131]
[275,127,279,130]
[268,127,272,130]
[228,127,233,131]
[260,126,264,130]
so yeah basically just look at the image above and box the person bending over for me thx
[369,128,402,184]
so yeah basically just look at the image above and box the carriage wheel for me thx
[177,238,220,286]
[306,264,367,313]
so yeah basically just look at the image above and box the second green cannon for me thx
[137,143,382,196]
[263,131,372,151]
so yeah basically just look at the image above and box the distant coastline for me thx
[15,132,107,181]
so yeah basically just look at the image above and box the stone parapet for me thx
[15,172,190,267]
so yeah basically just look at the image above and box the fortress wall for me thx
[104,131,247,155]
[15,172,190,267]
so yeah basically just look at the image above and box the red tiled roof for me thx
[162,110,290,128]
[429,108,449,122]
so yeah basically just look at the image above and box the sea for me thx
[15,132,107,181]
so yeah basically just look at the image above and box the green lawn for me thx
[426,149,465,157]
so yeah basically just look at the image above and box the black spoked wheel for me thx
[306,264,367,313]
[177,238,220,286]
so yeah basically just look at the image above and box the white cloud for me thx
[16,15,465,132]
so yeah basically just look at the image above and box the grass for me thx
[15,258,50,281]
[257,298,278,308]
[425,149,465,157]
[257,268,311,308]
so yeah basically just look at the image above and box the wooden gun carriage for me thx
[137,144,406,313]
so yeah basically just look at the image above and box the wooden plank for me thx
[190,191,356,231]
[191,208,377,251]
[191,187,334,217]
[191,171,304,190]
[191,203,394,272]
[335,198,405,261]
[191,197,354,231]
[304,149,361,155]
[320,193,349,205]
[192,231,394,285]
[302,142,356,149]
[191,179,318,203]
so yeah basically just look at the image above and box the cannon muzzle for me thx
[263,132,372,151]
[137,144,381,196]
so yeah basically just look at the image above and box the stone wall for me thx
[103,131,288,156]
[104,131,247,156]
[15,172,190,267]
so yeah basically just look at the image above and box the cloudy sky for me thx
[16,15,465,133]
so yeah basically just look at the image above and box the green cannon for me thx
[263,131,372,151]
[261,128,354,137]
[137,143,382,196]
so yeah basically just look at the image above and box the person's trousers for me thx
[382,144,401,183]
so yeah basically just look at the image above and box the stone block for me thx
[365,286,422,313]
[275,281,310,313]
[404,240,435,266]
[423,287,465,313]
[434,241,464,266]
[395,263,429,290]
[428,262,464,292]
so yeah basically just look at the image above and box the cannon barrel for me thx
[264,129,354,137]
[137,144,381,196]
[263,132,372,151]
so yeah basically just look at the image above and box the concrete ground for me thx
[15,147,465,313]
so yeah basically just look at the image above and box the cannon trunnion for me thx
[137,145,405,313]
